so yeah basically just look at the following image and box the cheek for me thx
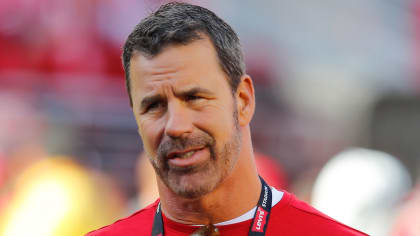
[137,117,164,154]
[194,106,235,144]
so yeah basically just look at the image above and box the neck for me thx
[158,128,261,225]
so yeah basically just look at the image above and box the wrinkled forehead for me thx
[128,37,232,105]
[130,37,226,86]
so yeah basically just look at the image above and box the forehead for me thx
[129,37,230,99]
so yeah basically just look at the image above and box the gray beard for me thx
[149,111,241,198]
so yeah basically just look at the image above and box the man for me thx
[87,2,367,235]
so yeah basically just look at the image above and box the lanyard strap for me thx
[151,177,272,236]
[249,177,272,236]
[151,201,164,236]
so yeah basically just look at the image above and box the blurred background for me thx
[0,0,419,235]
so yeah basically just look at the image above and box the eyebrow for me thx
[175,87,214,98]
[139,87,214,110]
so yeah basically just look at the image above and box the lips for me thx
[168,148,203,159]
[167,147,208,168]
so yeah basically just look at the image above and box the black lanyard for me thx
[151,177,272,236]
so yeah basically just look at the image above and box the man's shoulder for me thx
[85,200,159,236]
[270,190,368,235]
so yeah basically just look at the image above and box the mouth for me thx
[167,147,209,168]
[167,146,205,159]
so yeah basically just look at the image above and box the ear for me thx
[235,74,255,126]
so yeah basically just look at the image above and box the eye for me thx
[148,102,159,110]
[185,95,202,101]
[144,101,165,114]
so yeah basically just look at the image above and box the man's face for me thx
[129,37,242,198]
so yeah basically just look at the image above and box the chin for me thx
[169,169,222,199]
[165,159,234,199]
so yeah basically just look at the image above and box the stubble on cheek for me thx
[152,129,240,199]
[148,131,218,198]
[144,106,242,198]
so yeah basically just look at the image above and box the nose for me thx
[164,101,193,138]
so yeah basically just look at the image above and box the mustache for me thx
[157,133,214,159]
